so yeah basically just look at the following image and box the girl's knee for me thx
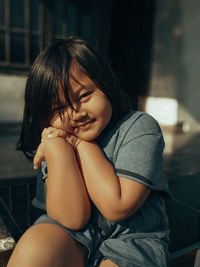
[7,223,85,267]
[7,224,56,266]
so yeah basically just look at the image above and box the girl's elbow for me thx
[72,211,91,230]
[47,207,91,230]
[101,206,136,222]
[63,216,90,230]
[100,194,149,222]
[103,212,127,222]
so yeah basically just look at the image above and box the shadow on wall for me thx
[109,0,156,110]
[150,0,200,129]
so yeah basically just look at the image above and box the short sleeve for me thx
[115,114,169,193]
[41,160,48,181]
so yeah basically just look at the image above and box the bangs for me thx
[62,60,89,110]
[28,45,71,129]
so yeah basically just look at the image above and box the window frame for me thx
[0,0,45,75]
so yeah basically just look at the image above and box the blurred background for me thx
[0,0,200,266]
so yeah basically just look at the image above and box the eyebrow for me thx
[70,79,95,95]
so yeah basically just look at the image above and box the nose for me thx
[70,108,87,122]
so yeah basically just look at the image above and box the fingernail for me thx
[33,165,37,170]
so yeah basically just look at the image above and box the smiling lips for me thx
[75,119,96,129]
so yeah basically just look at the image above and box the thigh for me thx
[7,223,87,267]
[98,259,119,267]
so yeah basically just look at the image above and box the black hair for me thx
[17,36,130,159]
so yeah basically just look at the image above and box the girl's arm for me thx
[76,141,150,222]
[35,137,91,230]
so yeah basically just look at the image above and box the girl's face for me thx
[50,69,112,141]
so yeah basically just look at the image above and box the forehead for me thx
[68,65,95,93]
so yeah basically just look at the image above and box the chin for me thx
[81,135,98,141]
[79,130,101,141]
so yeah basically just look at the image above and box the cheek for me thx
[104,100,112,124]
[92,97,112,121]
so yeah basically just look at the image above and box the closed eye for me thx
[79,91,92,100]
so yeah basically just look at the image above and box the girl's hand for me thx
[33,127,67,169]
[33,142,45,169]
[41,127,67,142]
[42,126,83,149]
[65,134,83,150]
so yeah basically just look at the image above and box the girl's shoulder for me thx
[99,110,164,150]
[116,110,163,137]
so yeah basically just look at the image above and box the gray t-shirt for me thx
[98,110,169,194]
[39,111,170,266]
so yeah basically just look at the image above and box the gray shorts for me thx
[34,214,169,267]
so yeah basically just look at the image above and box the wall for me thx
[148,0,200,131]
[0,74,26,122]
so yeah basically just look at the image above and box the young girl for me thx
[7,36,170,267]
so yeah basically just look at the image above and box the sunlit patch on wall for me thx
[145,97,178,126]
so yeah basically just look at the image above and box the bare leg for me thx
[7,223,88,267]
[98,259,119,267]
